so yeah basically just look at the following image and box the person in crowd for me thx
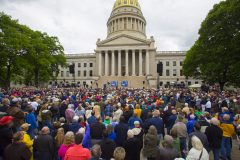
[55,128,65,155]
[149,110,164,139]
[219,114,236,160]
[107,124,116,141]
[41,105,53,131]
[128,112,143,129]
[123,130,140,160]
[33,126,55,160]
[188,122,209,151]
[4,131,32,160]
[60,117,69,134]
[142,125,159,160]
[187,114,197,134]
[65,105,75,123]
[172,115,188,158]
[122,106,133,123]
[0,116,14,160]
[98,130,116,160]
[112,147,126,160]
[113,103,123,122]
[170,128,181,155]
[131,121,144,151]
[75,104,85,117]
[90,116,106,146]
[114,116,128,147]
[186,136,209,160]
[7,98,25,132]
[21,123,33,160]
[0,98,10,113]
[205,118,223,160]
[58,131,75,160]
[25,105,38,139]
[64,133,91,160]
[134,104,142,118]
[156,135,180,160]
[90,144,102,160]
[87,111,96,126]
[166,109,178,134]
[69,116,81,133]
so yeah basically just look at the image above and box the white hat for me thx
[73,116,79,122]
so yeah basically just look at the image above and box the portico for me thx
[98,49,149,77]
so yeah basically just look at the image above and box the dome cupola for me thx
[107,0,146,39]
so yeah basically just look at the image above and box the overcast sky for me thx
[0,0,222,54]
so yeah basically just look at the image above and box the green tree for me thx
[0,12,66,88]
[0,12,30,89]
[183,0,240,91]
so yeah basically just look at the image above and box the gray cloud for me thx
[0,0,222,53]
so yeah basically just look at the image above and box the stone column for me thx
[132,50,136,76]
[111,50,115,76]
[118,50,121,76]
[139,50,143,76]
[146,50,149,75]
[99,52,102,76]
[105,51,109,76]
[125,50,129,76]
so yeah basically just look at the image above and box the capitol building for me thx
[56,0,201,88]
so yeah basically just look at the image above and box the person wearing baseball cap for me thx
[0,116,14,159]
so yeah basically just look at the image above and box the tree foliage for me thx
[183,0,240,90]
[0,12,66,88]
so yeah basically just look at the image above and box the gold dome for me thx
[113,0,141,10]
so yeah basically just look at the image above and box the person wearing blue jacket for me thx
[25,105,38,139]
[187,114,197,134]
[149,110,164,139]
[128,112,143,129]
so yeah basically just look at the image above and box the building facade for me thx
[55,0,201,88]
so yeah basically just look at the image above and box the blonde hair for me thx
[191,136,203,151]
[113,147,126,160]
[63,131,75,146]
[55,128,65,147]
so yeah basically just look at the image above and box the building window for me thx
[195,81,199,84]
[61,71,64,77]
[166,70,170,76]
[180,70,183,76]
[180,61,183,66]
[84,63,87,67]
[90,63,93,67]
[166,61,169,66]
[78,71,81,77]
[188,81,192,85]
[78,63,81,67]
[90,70,93,77]
[173,69,177,76]
[66,71,69,77]
[84,70,87,77]
[173,61,176,66]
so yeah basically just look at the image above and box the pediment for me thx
[97,34,150,47]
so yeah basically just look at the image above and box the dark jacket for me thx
[149,117,164,135]
[122,111,133,123]
[0,125,13,157]
[205,125,223,149]
[189,131,209,151]
[142,133,159,158]
[4,142,31,160]
[114,122,128,146]
[33,134,55,160]
[98,138,116,160]
[90,121,106,139]
[69,122,81,133]
[156,147,180,160]
[123,138,141,160]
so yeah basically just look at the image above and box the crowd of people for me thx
[0,86,240,160]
